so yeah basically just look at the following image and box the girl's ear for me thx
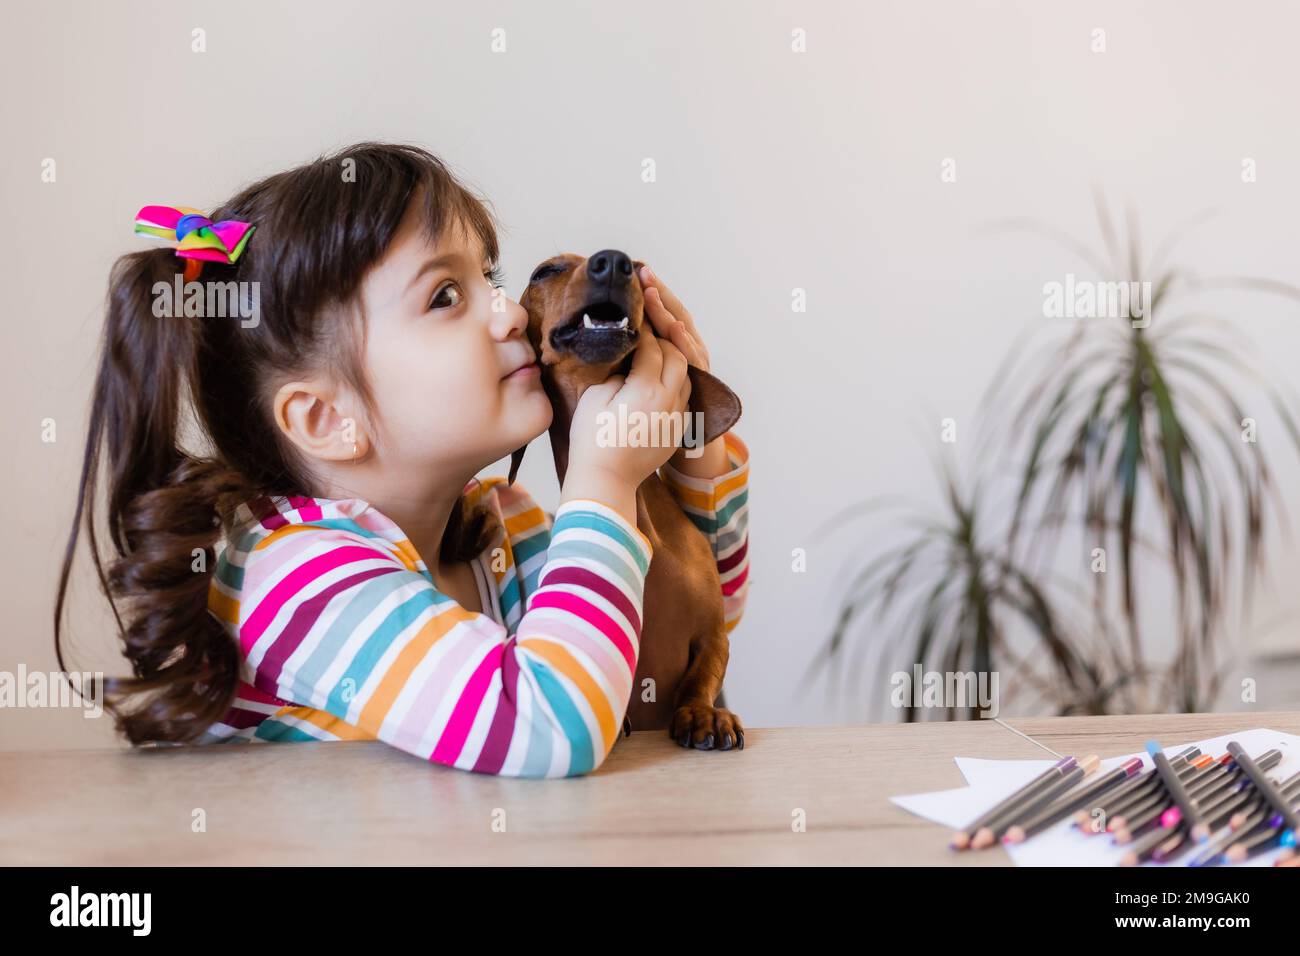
[274,380,366,463]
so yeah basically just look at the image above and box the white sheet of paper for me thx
[890,727,1299,866]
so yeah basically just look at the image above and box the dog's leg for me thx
[669,629,744,751]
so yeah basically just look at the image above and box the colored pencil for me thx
[1147,740,1209,842]
[1003,757,1142,843]
[1120,822,1180,866]
[974,757,1098,848]
[949,756,1076,850]
[1223,823,1285,864]
[1225,741,1300,843]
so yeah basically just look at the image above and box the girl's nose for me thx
[490,293,530,340]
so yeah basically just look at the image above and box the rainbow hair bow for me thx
[134,205,255,279]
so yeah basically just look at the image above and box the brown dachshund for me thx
[508,249,745,750]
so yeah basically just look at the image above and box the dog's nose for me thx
[587,249,634,285]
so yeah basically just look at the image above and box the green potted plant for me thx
[818,198,1300,718]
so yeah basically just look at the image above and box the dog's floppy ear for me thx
[507,444,527,485]
[685,365,742,447]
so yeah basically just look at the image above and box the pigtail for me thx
[55,249,256,743]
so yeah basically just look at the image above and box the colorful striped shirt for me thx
[660,433,750,633]
[202,432,750,777]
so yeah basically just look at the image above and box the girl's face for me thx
[358,202,551,478]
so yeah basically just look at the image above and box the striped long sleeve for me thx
[658,432,750,632]
[211,496,652,778]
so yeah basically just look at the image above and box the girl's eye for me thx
[485,266,506,290]
[429,282,464,310]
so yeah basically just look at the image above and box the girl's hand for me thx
[560,333,692,525]
[639,265,710,372]
[638,264,731,478]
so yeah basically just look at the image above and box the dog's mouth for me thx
[550,298,637,363]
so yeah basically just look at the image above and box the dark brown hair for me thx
[55,143,501,745]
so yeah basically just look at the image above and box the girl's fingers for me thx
[639,266,695,331]
[658,337,690,391]
[668,320,697,363]
[677,371,693,412]
[645,287,704,367]
[582,376,623,407]
[626,329,664,386]
[641,267,710,370]
[642,286,679,339]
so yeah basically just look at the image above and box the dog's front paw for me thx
[670,701,745,751]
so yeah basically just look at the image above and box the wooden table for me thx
[4,711,1297,865]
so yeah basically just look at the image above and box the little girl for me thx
[54,142,750,778]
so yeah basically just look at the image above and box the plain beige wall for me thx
[4,0,1300,750]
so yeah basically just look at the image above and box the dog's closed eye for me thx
[529,262,569,284]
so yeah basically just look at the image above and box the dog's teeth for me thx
[617,316,629,329]
[583,313,594,329]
